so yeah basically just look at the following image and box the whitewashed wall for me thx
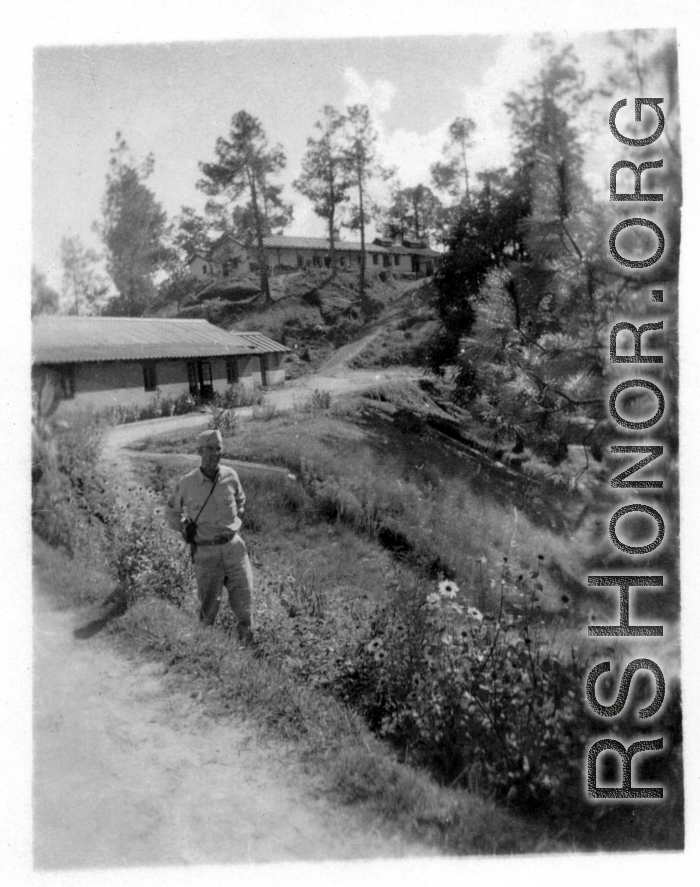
[35,352,285,413]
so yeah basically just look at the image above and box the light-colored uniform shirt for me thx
[165,465,245,543]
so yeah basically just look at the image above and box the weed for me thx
[213,383,265,410]
[252,400,278,421]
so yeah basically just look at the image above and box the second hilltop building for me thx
[187,234,441,285]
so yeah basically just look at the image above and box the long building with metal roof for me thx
[188,233,441,285]
[32,316,289,411]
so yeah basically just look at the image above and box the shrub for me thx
[214,383,264,409]
[32,411,110,556]
[103,487,195,610]
[295,389,332,414]
[332,567,589,810]
[252,400,278,421]
[104,391,198,425]
[208,405,238,436]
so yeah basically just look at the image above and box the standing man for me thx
[165,429,254,644]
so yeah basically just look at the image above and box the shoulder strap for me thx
[193,473,218,526]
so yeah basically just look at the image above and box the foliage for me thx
[207,404,238,436]
[430,116,477,204]
[341,104,390,308]
[31,401,109,556]
[60,234,110,315]
[198,110,293,303]
[251,399,278,421]
[169,205,215,260]
[96,133,170,317]
[306,388,332,411]
[426,167,530,375]
[384,184,443,245]
[31,266,60,317]
[213,383,265,409]
[293,106,352,269]
[428,45,626,461]
[104,486,194,608]
[155,263,202,312]
[105,391,197,425]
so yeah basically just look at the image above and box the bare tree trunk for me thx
[248,169,271,305]
[358,167,366,307]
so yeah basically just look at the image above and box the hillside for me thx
[157,269,438,379]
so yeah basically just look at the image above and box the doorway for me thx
[187,360,214,399]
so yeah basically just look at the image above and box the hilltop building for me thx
[32,316,288,412]
[186,234,441,283]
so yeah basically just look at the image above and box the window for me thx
[372,253,379,265]
[226,358,239,384]
[202,263,208,274]
[312,255,321,268]
[223,257,240,278]
[339,256,346,267]
[324,256,331,268]
[297,255,304,268]
[57,365,75,399]
[394,254,400,266]
[383,254,390,268]
[143,363,157,391]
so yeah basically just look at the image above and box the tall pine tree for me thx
[97,134,169,317]
[198,111,292,304]
[293,106,351,273]
[460,45,614,462]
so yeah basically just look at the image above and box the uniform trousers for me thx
[193,534,254,637]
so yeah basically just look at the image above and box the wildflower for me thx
[393,622,408,637]
[438,579,459,599]
[561,594,570,604]
[366,638,383,654]
[458,628,470,642]
[374,649,387,664]
[426,592,441,607]
[466,607,484,622]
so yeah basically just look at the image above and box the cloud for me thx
[343,67,397,115]
[340,34,621,199]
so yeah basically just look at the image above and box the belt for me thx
[196,534,236,547]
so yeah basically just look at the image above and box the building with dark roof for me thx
[187,233,441,282]
[32,316,289,411]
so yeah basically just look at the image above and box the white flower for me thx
[438,579,459,598]
[426,592,442,607]
[366,638,383,653]
[466,607,484,622]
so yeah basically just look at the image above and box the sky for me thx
[31,28,675,291]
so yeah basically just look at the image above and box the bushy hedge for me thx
[32,415,110,555]
[106,391,198,425]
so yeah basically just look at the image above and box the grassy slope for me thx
[137,391,600,627]
[159,269,435,379]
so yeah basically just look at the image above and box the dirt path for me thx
[33,582,432,869]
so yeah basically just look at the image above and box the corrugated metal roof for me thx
[208,232,438,256]
[262,235,386,253]
[233,331,292,354]
[32,316,288,365]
